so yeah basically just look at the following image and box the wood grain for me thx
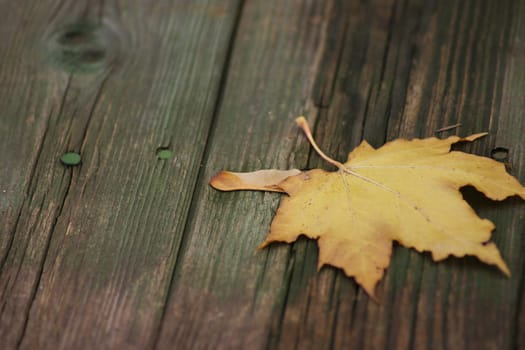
[0,0,524,349]
[155,0,337,348]
[271,1,525,349]
[0,0,241,348]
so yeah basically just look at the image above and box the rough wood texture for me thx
[0,0,242,348]
[1,0,524,349]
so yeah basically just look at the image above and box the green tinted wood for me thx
[1,1,524,349]
[0,1,242,348]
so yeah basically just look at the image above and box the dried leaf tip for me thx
[460,132,488,142]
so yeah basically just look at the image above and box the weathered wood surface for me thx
[1,0,524,349]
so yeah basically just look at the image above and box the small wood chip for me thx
[435,123,462,133]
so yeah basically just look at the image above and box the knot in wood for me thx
[490,147,509,162]
[46,20,121,73]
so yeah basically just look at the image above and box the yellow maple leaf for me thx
[210,117,525,297]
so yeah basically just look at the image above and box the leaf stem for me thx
[296,116,346,170]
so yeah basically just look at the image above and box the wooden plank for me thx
[155,0,345,348]
[1,0,523,349]
[494,2,525,349]
[0,2,82,345]
[270,1,525,349]
[0,1,241,348]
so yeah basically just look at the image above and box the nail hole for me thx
[156,148,173,160]
[60,152,82,166]
[490,147,509,161]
